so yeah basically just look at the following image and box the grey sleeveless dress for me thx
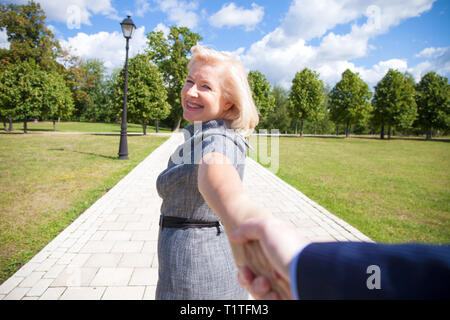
[155,119,249,300]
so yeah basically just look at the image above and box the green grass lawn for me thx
[251,136,450,244]
[0,133,167,284]
[6,121,172,134]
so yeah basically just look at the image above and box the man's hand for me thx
[230,217,310,299]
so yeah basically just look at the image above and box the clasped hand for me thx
[229,217,309,300]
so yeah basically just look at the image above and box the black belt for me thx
[159,216,221,235]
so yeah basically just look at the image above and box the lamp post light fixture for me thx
[118,15,136,160]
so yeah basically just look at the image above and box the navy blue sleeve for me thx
[295,242,450,299]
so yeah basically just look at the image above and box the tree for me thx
[0,1,61,72]
[146,26,201,130]
[372,69,417,139]
[80,59,110,122]
[0,59,42,132]
[264,85,292,133]
[329,69,372,137]
[289,68,325,137]
[0,59,73,133]
[114,54,170,134]
[43,71,74,131]
[247,70,275,129]
[0,60,17,131]
[415,71,450,140]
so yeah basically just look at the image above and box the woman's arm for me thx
[197,152,271,233]
[198,152,292,299]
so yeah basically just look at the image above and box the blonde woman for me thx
[155,45,264,299]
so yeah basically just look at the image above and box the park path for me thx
[0,132,371,300]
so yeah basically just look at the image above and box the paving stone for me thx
[80,240,115,253]
[102,286,145,300]
[50,267,98,287]
[59,287,105,300]
[90,267,134,286]
[39,287,66,300]
[26,279,54,297]
[119,253,153,268]
[129,268,158,286]
[0,277,24,295]
[3,287,30,300]
[19,272,45,288]
[84,253,123,267]
[112,241,144,253]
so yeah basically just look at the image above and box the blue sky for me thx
[2,0,449,89]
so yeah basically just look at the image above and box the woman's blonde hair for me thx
[187,45,259,137]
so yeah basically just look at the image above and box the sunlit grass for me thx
[250,135,450,244]
[0,133,167,284]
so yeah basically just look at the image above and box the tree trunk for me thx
[155,119,159,133]
[295,120,298,135]
[314,123,317,136]
[300,119,304,137]
[142,122,147,135]
[53,120,56,132]
[426,128,432,140]
[336,125,339,136]
[388,125,391,140]
[345,121,350,138]
[172,117,181,131]
[23,119,27,134]
[380,123,385,139]
[8,116,13,132]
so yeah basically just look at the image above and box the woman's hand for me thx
[231,217,310,299]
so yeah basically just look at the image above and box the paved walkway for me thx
[0,133,371,300]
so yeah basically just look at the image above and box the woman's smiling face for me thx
[181,61,232,123]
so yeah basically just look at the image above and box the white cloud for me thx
[237,0,437,89]
[415,46,448,58]
[209,3,264,31]
[135,0,151,17]
[60,26,147,71]
[154,0,199,29]
[410,47,450,81]
[9,0,120,28]
[153,23,170,37]
[356,59,408,85]
[0,29,10,50]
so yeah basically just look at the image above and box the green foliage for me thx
[78,59,117,122]
[146,26,201,130]
[289,68,326,136]
[248,70,275,129]
[329,69,372,137]
[114,54,171,134]
[372,69,417,139]
[0,59,73,132]
[263,85,292,133]
[0,0,61,72]
[1,59,47,124]
[41,69,74,122]
[415,71,450,139]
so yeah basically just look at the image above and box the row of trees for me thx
[0,1,203,133]
[250,67,449,140]
[1,1,449,139]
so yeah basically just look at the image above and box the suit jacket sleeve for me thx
[295,242,450,299]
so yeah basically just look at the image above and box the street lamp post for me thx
[118,16,136,160]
